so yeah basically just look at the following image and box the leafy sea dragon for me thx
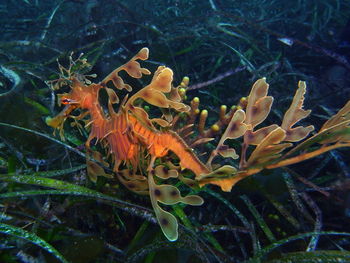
[46,48,213,241]
[47,48,350,241]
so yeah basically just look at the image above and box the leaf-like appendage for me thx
[207,110,248,165]
[86,150,112,182]
[281,81,314,142]
[148,170,202,241]
[190,137,215,148]
[267,91,350,168]
[123,60,150,78]
[245,78,273,128]
[246,127,292,167]
[225,109,248,139]
[154,184,203,205]
[317,101,350,144]
[178,174,200,189]
[266,100,350,170]
[198,165,246,192]
[128,106,155,130]
[127,66,190,112]
[105,87,119,104]
[148,171,178,241]
[245,124,279,145]
[217,145,239,159]
[139,89,170,108]
[112,75,131,91]
[154,165,178,179]
[152,118,170,127]
[101,48,151,90]
[169,86,182,103]
[117,169,148,194]
[199,165,237,180]
[150,66,172,92]
[321,101,350,131]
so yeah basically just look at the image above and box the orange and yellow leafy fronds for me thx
[46,47,350,241]
[126,66,190,113]
[266,100,350,169]
[101,47,151,91]
[246,127,292,167]
[148,168,203,241]
[319,100,350,142]
[46,48,207,241]
[245,78,273,129]
[206,109,248,167]
[280,81,314,142]
[196,78,350,192]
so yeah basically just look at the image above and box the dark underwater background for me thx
[0,0,350,262]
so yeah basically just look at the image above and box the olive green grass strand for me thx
[241,195,276,243]
[0,122,110,172]
[247,231,350,263]
[126,221,150,254]
[32,164,86,177]
[0,174,156,223]
[0,222,68,263]
[301,192,322,251]
[0,122,86,159]
[173,205,194,229]
[262,191,301,229]
[283,173,313,221]
[205,188,258,254]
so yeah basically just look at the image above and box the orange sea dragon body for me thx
[47,48,350,241]
[57,76,209,178]
[47,48,212,241]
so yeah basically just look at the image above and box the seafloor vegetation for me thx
[0,0,350,262]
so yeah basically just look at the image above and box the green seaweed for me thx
[0,223,68,263]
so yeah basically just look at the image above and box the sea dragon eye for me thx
[61,98,74,104]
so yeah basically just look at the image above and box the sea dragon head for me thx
[46,80,92,121]
[45,53,99,139]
